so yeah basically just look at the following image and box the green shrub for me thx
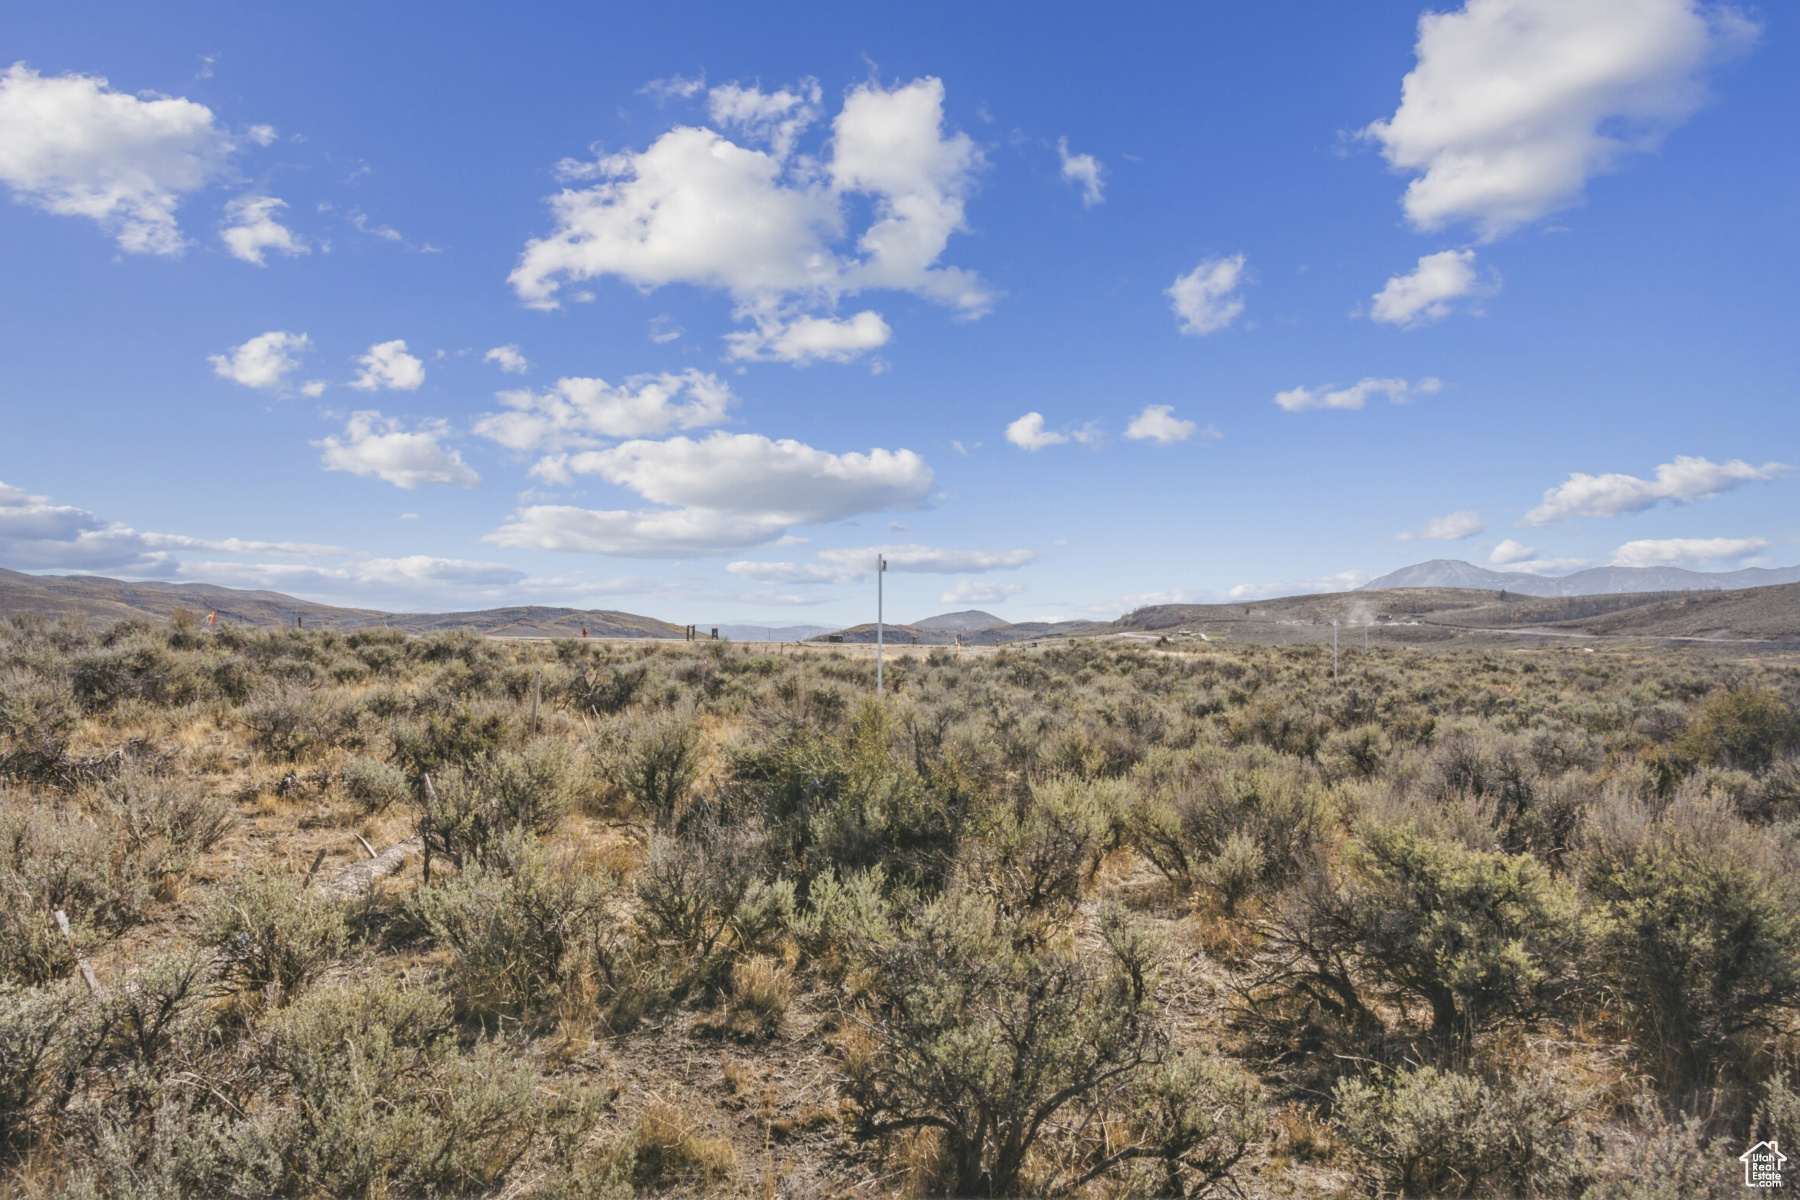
[0,950,215,1163]
[723,701,970,895]
[410,832,612,1021]
[0,980,85,1155]
[1680,689,1798,772]
[416,744,577,873]
[197,868,348,1004]
[621,714,700,828]
[482,741,579,833]
[790,867,902,978]
[1128,761,1327,909]
[1116,1050,1266,1198]
[69,637,208,711]
[958,775,1115,922]
[0,673,78,778]
[634,820,793,992]
[390,703,517,776]
[1332,1065,1586,1198]
[339,754,409,814]
[1255,824,1582,1056]
[838,890,1164,1197]
[1321,724,1392,780]
[92,768,233,881]
[1584,794,1800,1102]
[0,797,150,985]
[240,685,356,761]
[250,977,587,1197]
[566,662,648,715]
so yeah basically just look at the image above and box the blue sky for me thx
[1,0,1795,625]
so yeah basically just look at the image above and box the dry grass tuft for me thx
[625,1097,738,1185]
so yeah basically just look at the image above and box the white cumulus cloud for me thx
[349,340,425,392]
[1274,376,1441,412]
[1005,412,1068,451]
[1167,254,1246,335]
[484,344,529,374]
[1610,536,1770,568]
[1490,538,1538,564]
[1398,510,1484,541]
[0,480,344,574]
[0,480,169,572]
[1522,455,1790,525]
[641,73,706,103]
[488,432,933,557]
[1125,405,1214,444]
[940,579,1026,605]
[725,310,892,364]
[706,78,821,159]
[509,78,991,362]
[725,560,862,585]
[183,555,525,594]
[316,412,479,489]
[1057,137,1104,206]
[728,542,1035,585]
[1371,250,1493,327]
[1365,0,1756,239]
[1228,570,1371,600]
[220,194,307,265]
[817,544,1037,574]
[209,330,311,390]
[0,64,238,254]
[475,369,735,454]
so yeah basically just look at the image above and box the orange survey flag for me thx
[207,611,217,626]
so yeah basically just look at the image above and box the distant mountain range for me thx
[0,568,685,639]
[1362,559,1800,597]
[15,559,1800,649]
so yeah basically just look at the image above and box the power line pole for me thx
[874,554,889,694]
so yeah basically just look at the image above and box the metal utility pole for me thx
[1332,620,1340,681]
[874,554,889,694]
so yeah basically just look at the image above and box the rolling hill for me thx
[1110,582,1800,647]
[912,610,1009,631]
[0,569,685,639]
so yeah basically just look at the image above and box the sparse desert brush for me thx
[0,613,1798,1194]
[1332,1064,1589,1198]
[617,709,701,828]
[409,830,612,1022]
[625,1097,737,1185]
[90,765,233,882]
[1680,687,1799,772]
[338,753,408,813]
[1582,786,1800,1113]
[0,791,153,984]
[633,818,794,993]
[1250,821,1583,1057]
[197,866,349,1005]
[704,953,794,1039]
